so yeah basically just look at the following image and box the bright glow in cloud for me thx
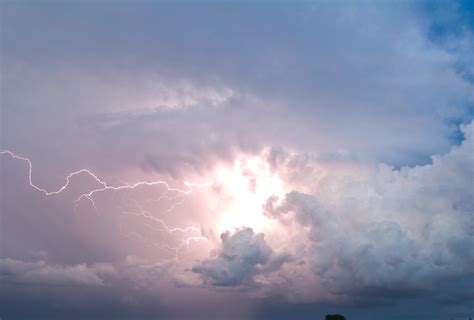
[214,156,286,234]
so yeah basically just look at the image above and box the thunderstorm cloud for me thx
[1,1,473,319]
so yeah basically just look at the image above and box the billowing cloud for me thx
[193,228,290,287]
[264,121,474,304]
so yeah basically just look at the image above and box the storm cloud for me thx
[192,228,290,287]
[1,1,473,319]
[265,121,474,304]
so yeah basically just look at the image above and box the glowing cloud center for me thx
[215,156,286,234]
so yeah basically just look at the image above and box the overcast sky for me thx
[1,1,473,319]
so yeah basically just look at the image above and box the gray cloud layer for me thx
[2,1,473,178]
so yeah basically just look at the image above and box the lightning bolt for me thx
[1,150,210,259]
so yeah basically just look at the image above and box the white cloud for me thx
[264,121,474,303]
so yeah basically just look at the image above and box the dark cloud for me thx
[193,228,290,287]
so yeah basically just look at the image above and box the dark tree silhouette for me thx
[325,315,346,320]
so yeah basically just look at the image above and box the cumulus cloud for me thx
[192,228,290,287]
[265,121,474,303]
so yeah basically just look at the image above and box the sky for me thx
[0,1,473,319]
